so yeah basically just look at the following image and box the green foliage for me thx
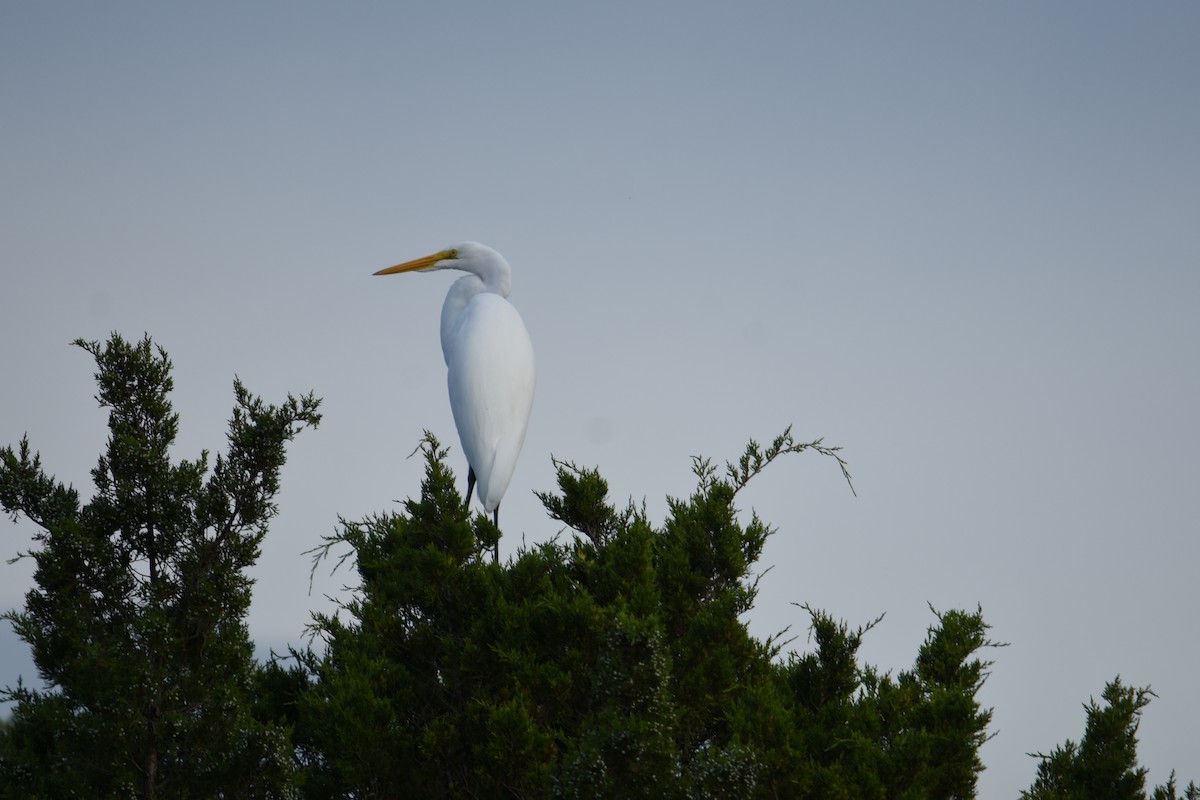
[297,429,997,798]
[1154,774,1200,800]
[750,603,1002,800]
[4,336,1192,798]
[0,333,320,799]
[1023,678,1198,800]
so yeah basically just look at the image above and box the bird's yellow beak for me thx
[373,249,456,276]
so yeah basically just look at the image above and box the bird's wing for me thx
[445,293,535,512]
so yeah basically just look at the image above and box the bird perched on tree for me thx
[375,243,535,549]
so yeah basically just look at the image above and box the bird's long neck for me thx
[470,249,513,298]
[437,247,514,364]
[438,265,513,365]
[439,277,479,363]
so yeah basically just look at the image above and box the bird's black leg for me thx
[465,466,476,510]
[493,505,500,562]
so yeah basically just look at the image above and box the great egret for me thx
[375,242,535,545]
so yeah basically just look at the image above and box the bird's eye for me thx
[447,249,458,258]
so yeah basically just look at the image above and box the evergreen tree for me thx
[0,334,321,799]
[4,334,1193,799]
[1023,678,1197,800]
[297,429,1000,798]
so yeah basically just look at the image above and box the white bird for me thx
[375,242,535,544]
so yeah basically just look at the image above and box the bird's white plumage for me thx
[445,291,535,511]
[375,242,535,519]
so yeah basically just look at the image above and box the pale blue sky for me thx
[3,2,1198,794]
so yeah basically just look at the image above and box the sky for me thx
[2,2,1197,794]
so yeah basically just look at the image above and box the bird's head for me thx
[374,242,504,277]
